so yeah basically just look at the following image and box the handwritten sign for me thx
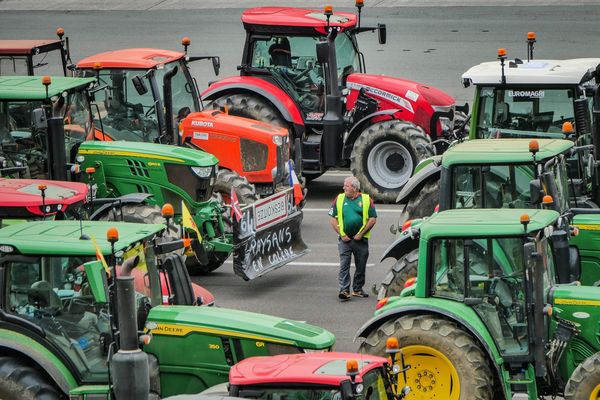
[233,188,308,280]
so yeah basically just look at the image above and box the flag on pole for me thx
[90,235,111,276]
[288,160,304,206]
[231,187,243,223]
[182,200,202,242]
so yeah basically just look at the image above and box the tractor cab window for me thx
[87,69,161,142]
[0,51,64,77]
[153,60,199,130]
[452,164,535,209]
[475,87,576,139]
[234,386,341,400]
[0,93,92,179]
[334,32,361,82]
[4,255,110,382]
[361,367,395,400]
[0,57,28,76]
[430,237,529,357]
[250,35,326,115]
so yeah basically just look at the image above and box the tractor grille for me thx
[569,337,595,366]
[126,159,150,178]
[240,138,268,172]
[165,163,214,203]
[135,184,152,194]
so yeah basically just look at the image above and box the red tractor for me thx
[0,28,72,76]
[76,44,293,203]
[202,3,458,202]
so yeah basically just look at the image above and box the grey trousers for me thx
[337,238,369,293]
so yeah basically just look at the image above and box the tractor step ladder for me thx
[504,363,538,400]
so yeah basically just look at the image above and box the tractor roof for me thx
[420,209,559,241]
[0,178,88,218]
[229,352,388,386]
[0,39,63,55]
[77,48,184,70]
[0,76,95,100]
[441,139,572,167]
[242,7,357,33]
[78,140,218,167]
[463,58,600,85]
[0,220,164,256]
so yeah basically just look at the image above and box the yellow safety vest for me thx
[336,193,372,238]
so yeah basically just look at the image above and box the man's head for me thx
[343,176,360,199]
[269,37,292,67]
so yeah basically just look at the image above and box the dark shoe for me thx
[338,291,351,301]
[352,290,369,298]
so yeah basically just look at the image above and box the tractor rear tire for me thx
[351,120,433,203]
[377,249,419,300]
[565,351,600,400]
[359,314,494,400]
[214,168,258,206]
[398,179,440,227]
[209,94,287,129]
[0,357,62,399]
[186,251,229,275]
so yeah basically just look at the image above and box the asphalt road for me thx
[2,5,600,354]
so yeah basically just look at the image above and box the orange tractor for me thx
[75,41,296,204]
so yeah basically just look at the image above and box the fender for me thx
[89,193,154,221]
[380,231,419,262]
[202,77,305,127]
[341,109,401,159]
[396,159,441,204]
[354,305,509,400]
[0,326,77,394]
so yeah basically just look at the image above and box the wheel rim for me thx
[366,141,413,189]
[400,345,460,399]
[590,384,600,400]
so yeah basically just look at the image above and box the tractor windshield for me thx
[474,86,586,140]
[2,241,161,382]
[451,157,570,212]
[0,51,66,77]
[430,236,530,357]
[0,91,92,178]
[249,33,359,117]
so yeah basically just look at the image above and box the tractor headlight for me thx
[0,245,14,253]
[191,166,213,178]
[272,135,283,146]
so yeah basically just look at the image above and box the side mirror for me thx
[83,260,109,303]
[32,108,47,130]
[132,76,148,96]
[162,254,194,305]
[569,246,581,282]
[551,229,571,283]
[212,56,221,76]
[339,379,354,400]
[529,179,543,205]
[377,23,387,45]
[316,42,330,64]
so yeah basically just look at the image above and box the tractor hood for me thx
[78,140,217,167]
[0,178,87,218]
[182,109,288,140]
[551,285,600,343]
[146,305,335,350]
[346,73,455,115]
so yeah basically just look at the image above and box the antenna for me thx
[38,184,47,219]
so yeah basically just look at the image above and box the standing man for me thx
[329,176,377,301]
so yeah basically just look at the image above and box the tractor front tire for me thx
[351,120,433,203]
[0,357,62,399]
[377,249,419,299]
[359,314,494,400]
[214,168,258,206]
[398,179,440,227]
[565,352,600,400]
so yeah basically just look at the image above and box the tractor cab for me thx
[76,48,202,143]
[359,209,600,399]
[0,29,72,77]
[0,76,96,179]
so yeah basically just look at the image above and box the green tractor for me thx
[357,208,600,400]
[0,75,307,279]
[398,46,600,223]
[0,220,335,399]
[378,138,600,298]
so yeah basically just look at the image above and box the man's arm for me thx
[354,217,376,240]
[330,216,351,242]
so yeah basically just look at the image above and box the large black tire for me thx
[350,120,434,203]
[0,357,62,399]
[359,314,494,399]
[398,179,440,227]
[214,168,258,206]
[209,94,287,129]
[565,352,600,400]
[97,203,179,243]
[377,249,418,300]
